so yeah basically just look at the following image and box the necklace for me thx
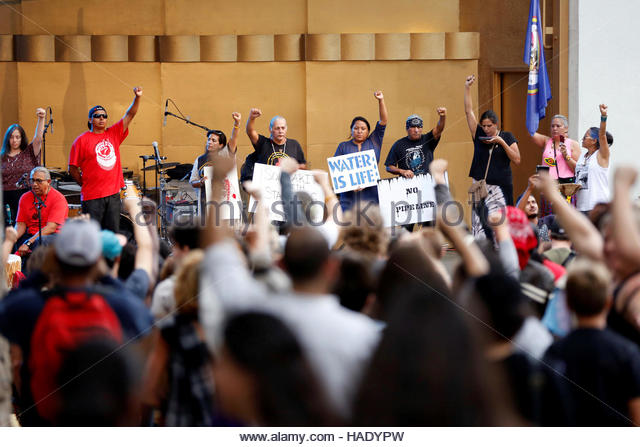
[271,140,286,155]
[4,151,21,169]
[584,150,596,165]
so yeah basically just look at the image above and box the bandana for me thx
[405,114,424,129]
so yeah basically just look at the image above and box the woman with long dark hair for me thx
[333,91,388,212]
[353,244,513,425]
[213,312,338,426]
[464,75,520,239]
[2,108,46,225]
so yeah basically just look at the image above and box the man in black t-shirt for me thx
[543,259,640,426]
[385,109,446,178]
[245,108,307,177]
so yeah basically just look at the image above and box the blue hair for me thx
[588,127,614,149]
[269,116,286,131]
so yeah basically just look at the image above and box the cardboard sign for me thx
[249,163,324,222]
[203,165,243,221]
[327,150,380,193]
[377,174,439,227]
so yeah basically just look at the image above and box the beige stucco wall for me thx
[0,0,480,211]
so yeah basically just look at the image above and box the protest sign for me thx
[327,150,380,194]
[249,163,324,222]
[377,174,439,227]
[203,165,243,221]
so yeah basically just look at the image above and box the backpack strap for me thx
[43,285,111,303]
[561,250,576,267]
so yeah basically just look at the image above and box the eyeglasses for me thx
[29,178,48,184]
[92,114,108,119]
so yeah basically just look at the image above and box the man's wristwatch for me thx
[25,240,32,248]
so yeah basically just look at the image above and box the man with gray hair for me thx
[245,108,307,173]
[14,166,68,255]
[385,108,446,178]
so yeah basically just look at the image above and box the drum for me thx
[120,179,141,200]
[5,254,21,289]
[166,201,198,226]
[68,204,82,218]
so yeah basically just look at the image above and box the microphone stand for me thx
[151,149,169,239]
[33,192,44,246]
[139,154,154,197]
[162,100,212,239]
[42,111,53,166]
[164,110,211,133]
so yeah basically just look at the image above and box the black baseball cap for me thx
[88,105,107,129]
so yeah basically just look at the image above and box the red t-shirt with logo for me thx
[16,188,69,235]
[68,119,129,201]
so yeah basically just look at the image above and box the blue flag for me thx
[524,0,552,135]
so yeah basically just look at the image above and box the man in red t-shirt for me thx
[69,86,142,232]
[15,167,69,255]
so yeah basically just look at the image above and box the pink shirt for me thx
[542,137,575,179]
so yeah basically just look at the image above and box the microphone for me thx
[163,99,168,127]
[152,141,161,164]
[5,204,12,226]
[49,106,53,134]
[15,172,28,188]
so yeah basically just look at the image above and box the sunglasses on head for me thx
[92,113,108,119]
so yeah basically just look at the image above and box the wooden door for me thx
[497,71,551,202]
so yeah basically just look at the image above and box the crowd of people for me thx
[0,73,638,428]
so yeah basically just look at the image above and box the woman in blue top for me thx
[334,91,388,211]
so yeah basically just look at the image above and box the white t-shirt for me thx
[575,150,609,212]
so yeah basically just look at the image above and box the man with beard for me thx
[517,176,550,242]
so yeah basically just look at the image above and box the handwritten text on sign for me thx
[377,174,437,227]
[249,163,324,222]
[327,150,380,194]
[203,165,243,221]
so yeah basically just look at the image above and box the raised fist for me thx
[599,103,608,117]
[429,159,448,178]
[615,166,638,189]
[465,75,476,87]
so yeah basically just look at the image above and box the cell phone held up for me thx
[536,165,550,174]
[559,135,565,144]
